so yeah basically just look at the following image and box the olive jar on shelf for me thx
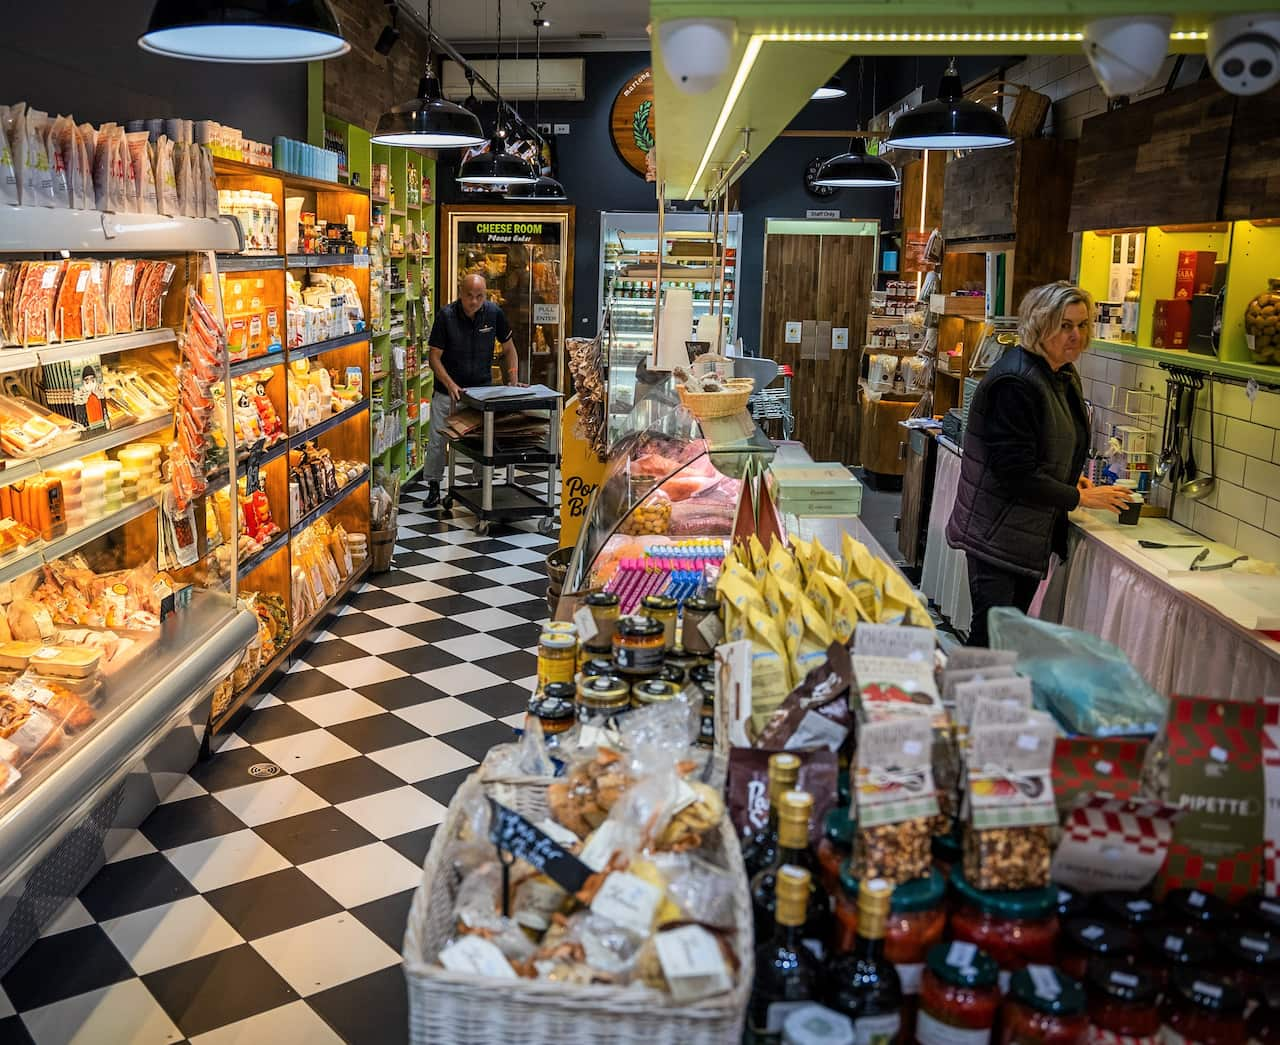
[1245,277,1280,364]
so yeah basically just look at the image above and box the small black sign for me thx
[244,441,265,495]
[487,798,592,894]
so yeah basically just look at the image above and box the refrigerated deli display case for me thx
[557,388,773,619]
[599,211,742,445]
[0,208,258,975]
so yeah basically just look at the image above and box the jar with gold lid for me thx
[584,591,620,653]
[613,615,665,675]
[537,632,578,689]
[576,674,630,723]
[527,683,577,741]
[631,678,681,707]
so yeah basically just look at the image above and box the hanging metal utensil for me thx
[1155,377,1182,484]
[1181,378,1217,502]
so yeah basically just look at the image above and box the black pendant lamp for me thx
[886,59,1013,150]
[505,2,567,202]
[811,76,846,100]
[458,0,537,186]
[814,136,898,188]
[139,0,349,63]
[372,0,486,148]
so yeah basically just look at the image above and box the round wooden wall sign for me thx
[610,67,656,180]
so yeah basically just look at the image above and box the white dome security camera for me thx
[1208,13,1280,96]
[657,18,736,95]
[1083,15,1173,97]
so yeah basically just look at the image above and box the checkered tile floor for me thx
[0,477,557,1044]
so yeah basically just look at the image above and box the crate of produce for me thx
[402,770,752,1045]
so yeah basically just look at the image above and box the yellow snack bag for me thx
[763,571,792,618]
[767,537,800,588]
[814,568,868,643]
[843,532,885,622]
[790,535,817,583]
[785,590,833,681]
[882,569,936,629]
[747,535,768,583]
[803,568,833,627]
[814,538,842,579]
[719,571,765,642]
[746,604,795,734]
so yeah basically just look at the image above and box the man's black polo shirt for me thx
[428,300,512,389]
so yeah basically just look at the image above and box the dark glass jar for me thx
[949,866,1059,991]
[1000,966,1089,1044]
[581,656,615,680]
[917,942,1001,1044]
[1221,927,1280,1005]
[1141,924,1215,988]
[1238,892,1280,937]
[1054,886,1090,923]
[1059,917,1138,982]
[526,684,577,739]
[1160,969,1247,1045]
[1246,985,1280,1044]
[1167,887,1234,934]
[1097,891,1160,931]
[1086,959,1161,1043]
[689,662,715,689]
[661,653,698,683]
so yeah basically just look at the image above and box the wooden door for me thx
[760,232,875,464]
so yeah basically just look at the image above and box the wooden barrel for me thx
[371,528,395,573]
[544,547,574,617]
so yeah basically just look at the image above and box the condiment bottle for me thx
[743,753,802,879]
[748,866,821,1045]
[823,878,903,1044]
[751,790,826,943]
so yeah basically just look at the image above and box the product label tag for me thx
[945,648,1019,672]
[855,717,939,827]
[1028,964,1060,999]
[438,936,517,978]
[697,612,724,648]
[854,623,934,662]
[851,655,945,727]
[916,1010,990,1045]
[967,717,1059,829]
[853,1012,901,1045]
[955,676,1032,732]
[1051,794,1183,894]
[572,605,598,644]
[654,925,732,1003]
[897,961,924,995]
[578,818,624,872]
[590,870,662,936]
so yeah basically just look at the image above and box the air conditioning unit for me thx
[443,59,586,101]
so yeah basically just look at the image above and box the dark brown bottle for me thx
[750,789,826,944]
[824,878,903,1044]
[746,865,819,1044]
[742,752,801,878]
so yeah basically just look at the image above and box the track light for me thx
[374,5,400,57]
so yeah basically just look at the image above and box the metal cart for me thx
[443,388,562,536]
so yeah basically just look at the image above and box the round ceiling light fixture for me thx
[811,76,847,100]
[813,136,899,187]
[139,0,350,63]
[885,59,1014,150]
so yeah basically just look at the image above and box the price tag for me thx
[590,871,662,936]
[654,925,732,1003]
[1017,733,1040,751]
[945,941,977,970]
[697,613,724,648]
[1028,965,1060,999]
[438,936,517,978]
[1188,890,1206,908]
[488,799,592,894]
[854,623,934,662]
[1110,970,1139,988]
[578,819,623,872]
[1194,981,1223,1000]
[573,605,599,644]
[1241,936,1270,954]
[1081,924,1105,941]
[1165,934,1184,952]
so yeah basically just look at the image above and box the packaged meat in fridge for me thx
[200,144,218,218]
[93,122,116,211]
[13,104,55,207]
[0,106,19,207]
[53,115,83,211]
[53,260,92,342]
[107,260,137,333]
[13,261,63,345]
[114,127,136,213]
[127,131,157,214]
[83,261,109,337]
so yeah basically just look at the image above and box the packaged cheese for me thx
[0,641,44,671]
[27,645,101,679]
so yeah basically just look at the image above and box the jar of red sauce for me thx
[1166,887,1234,935]
[918,941,1001,1045]
[1001,966,1088,1044]
[1086,958,1161,1043]
[833,864,946,974]
[816,806,854,896]
[1160,969,1247,1045]
[1222,928,1280,1005]
[1059,917,1138,982]
[949,866,1059,991]
[1097,891,1160,932]
[1246,985,1280,1043]
[1141,924,1215,988]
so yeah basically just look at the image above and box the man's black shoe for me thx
[424,481,440,508]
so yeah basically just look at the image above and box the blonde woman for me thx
[947,282,1131,646]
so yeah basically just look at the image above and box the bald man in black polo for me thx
[423,273,521,507]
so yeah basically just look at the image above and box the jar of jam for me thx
[580,656,615,680]
[950,866,1059,991]
[537,631,578,688]
[681,596,721,655]
[1001,966,1088,1044]
[817,806,854,895]
[1141,923,1215,987]
[1059,917,1138,982]
[1222,928,1280,1004]
[526,685,576,740]
[1160,969,1247,1044]
[584,591,621,649]
[1167,888,1234,934]
[631,678,680,708]
[1087,959,1161,1043]
[1054,886,1090,923]
[640,595,678,650]
[1097,891,1160,932]
[576,674,630,723]
[918,941,1001,1045]
[613,616,665,675]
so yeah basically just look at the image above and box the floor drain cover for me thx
[248,763,281,778]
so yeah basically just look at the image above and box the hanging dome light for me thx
[139,0,349,63]
[505,175,568,201]
[459,130,538,185]
[885,59,1014,150]
[813,136,899,187]
[811,76,847,100]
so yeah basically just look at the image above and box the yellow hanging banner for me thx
[559,395,607,549]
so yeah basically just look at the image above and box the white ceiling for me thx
[403,0,650,50]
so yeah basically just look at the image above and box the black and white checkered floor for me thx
[0,477,556,1044]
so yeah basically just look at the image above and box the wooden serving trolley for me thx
[443,388,562,536]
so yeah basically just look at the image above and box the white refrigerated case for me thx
[598,211,742,446]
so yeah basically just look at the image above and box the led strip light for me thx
[684,27,1210,198]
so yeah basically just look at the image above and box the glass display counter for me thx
[558,387,774,619]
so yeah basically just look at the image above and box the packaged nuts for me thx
[852,717,938,884]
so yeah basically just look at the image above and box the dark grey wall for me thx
[0,2,307,143]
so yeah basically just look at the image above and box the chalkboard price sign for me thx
[487,798,593,894]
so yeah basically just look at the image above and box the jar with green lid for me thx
[576,674,630,723]
[1141,923,1214,988]
[1223,927,1280,1004]
[640,594,678,650]
[537,631,578,689]
[948,866,1059,991]
[584,591,620,651]
[526,684,577,741]
[631,678,681,707]
[1000,966,1088,1044]
[918,942,1001,1044]
[613,615,666,675]
[681,596,722,655]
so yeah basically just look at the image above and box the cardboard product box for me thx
[1175,250,1217,299]
[1152,299,1192,349]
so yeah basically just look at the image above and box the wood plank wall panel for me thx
[1069,80,1234,232]
[1222,85,1280,219]
[944,148,1017,241]
[1012,139,1077,311]
[761,235,821,455]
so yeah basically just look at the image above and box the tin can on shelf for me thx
[640,595,678,650]
[537,632,578,689]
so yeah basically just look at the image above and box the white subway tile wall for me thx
[1079,348,1280,556]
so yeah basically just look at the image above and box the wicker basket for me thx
[403,773,753,1045]
[676,378,755,421]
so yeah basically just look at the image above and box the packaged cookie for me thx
[852,717,938,883]
[963,715,1058,891]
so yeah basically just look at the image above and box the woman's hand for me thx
[1079,484,1135,513]
[1077,477,1095,491]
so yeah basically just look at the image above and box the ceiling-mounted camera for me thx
[1208,13,1280,96]
[1082,15,1172,97]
